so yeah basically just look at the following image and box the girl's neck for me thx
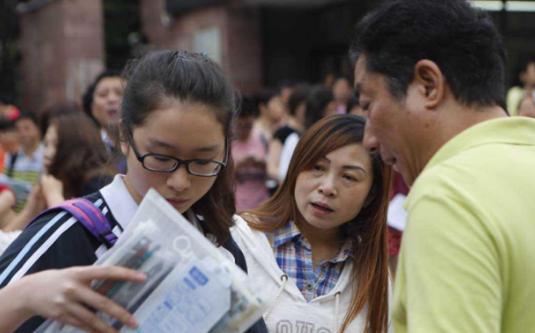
[122,175,142,204]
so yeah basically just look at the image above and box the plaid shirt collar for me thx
[271,221,354,265]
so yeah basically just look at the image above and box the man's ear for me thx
[413,59,446,109]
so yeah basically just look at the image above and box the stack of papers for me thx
[37,189,265,333]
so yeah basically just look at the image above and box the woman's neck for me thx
[295,218,344,266]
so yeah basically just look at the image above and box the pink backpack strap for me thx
[29,198,117,248]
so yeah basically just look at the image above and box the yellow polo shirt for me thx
[393,117,535,332]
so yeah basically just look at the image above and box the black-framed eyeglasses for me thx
[127,130,227,177]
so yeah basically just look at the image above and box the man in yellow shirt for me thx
[351,0,535,332]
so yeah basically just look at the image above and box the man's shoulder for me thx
[407,164,457,204]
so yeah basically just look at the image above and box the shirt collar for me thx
[99,176,220,246]
[271,220,302,248]
[99,174,138,229]
[271,221,354,263]
[424,117,535,173]
[330,240,354,264]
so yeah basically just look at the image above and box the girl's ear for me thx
[120,141,129,155]
[118,122,129,155]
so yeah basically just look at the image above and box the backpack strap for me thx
[29,198,117,248]
[222,236,248,273]
[61,198,117,247]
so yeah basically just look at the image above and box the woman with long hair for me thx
[235,114,391,332]
[40,108,115,206]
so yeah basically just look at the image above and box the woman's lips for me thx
[310,202,334,217]
[106,108,119,118]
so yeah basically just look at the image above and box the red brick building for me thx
[16,0,370,112]
[17,0,104,113]
[14,0,535,113]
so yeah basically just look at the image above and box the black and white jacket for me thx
[0,175,267,333]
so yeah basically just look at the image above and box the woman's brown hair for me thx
[47,109,114,198]
[244,114,390,333]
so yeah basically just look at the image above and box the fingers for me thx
[61,301,120,333]
[32,267,143,331]
[65,266,144,329]
[72,266,146,283]
[53,315,92,333]
[80,289,137,328]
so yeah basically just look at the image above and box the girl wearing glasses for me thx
[234,115,391,333]
[0,51,266,333]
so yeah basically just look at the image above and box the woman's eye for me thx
[313,164,326,172]
[343,174,358,182]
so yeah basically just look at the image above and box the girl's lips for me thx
[166,198,189,206]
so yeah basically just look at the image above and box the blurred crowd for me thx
[0,1,535,332]
[1,56,535,263]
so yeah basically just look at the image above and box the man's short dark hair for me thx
[350,0,506,107]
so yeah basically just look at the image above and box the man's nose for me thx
[363,122,379,153]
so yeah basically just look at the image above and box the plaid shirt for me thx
[269,221,353,302]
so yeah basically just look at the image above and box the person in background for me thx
[347,96,366,117]
[82,70,126,172]
[0,185,45,254]
[385,172,409,278]
[352,0,535,331]
[332,77,354,114]
[0,105,115,252]
[506,57,535,116]
[278,85,335,182]
[323,72,336,89]
[232,95,269,211]
[0,117,21,175]
[236,115,391,333]
[267,84,309,182]
[517,92,535,118]
[39,106,114,207]
[0,99,21,173]
[252,90,287,149]
[277,79,297,109]
[1,112,44,213]
[11,112,44,187]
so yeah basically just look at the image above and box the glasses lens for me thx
[189,160,222,176]
[143,155,178,171]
